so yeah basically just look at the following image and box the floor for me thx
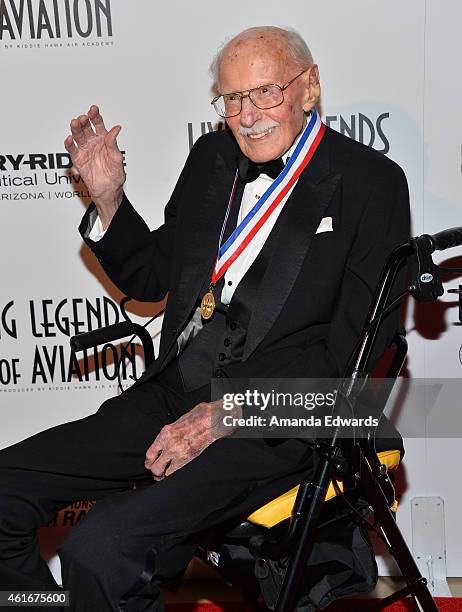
[163,559,462,605]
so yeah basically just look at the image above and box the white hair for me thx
[210,26,314,92]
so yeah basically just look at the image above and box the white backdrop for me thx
[1,0,461,581]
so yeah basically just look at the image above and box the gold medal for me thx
[201,285,216,320]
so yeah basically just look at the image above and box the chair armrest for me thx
[70,322,155,367]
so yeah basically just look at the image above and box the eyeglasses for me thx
[211,69,307,118]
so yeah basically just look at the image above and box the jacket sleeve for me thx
[223,163,411,380]
[78,146,194,302]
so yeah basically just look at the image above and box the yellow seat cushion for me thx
[247,449,401,529]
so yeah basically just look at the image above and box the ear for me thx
[302,64,321,113]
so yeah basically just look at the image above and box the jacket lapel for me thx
[173,152,237,339]
[243,133,341,359]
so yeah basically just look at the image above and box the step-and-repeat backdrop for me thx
[1,0,461,581]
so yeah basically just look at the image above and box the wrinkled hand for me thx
[144,399,240,480]
[64,104,126,229]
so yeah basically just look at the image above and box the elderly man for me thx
[0,26,409,610]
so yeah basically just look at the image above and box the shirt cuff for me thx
[87,209,106,242]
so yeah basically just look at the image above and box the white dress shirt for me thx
[220,154,296,304]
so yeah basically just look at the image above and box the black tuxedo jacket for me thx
[80,125,410,386]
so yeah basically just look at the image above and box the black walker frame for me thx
[71,226,462,612]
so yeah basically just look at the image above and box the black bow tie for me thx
[238,156,285,183]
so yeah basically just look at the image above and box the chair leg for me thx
[274,456,334,612]
[360,459,439,612]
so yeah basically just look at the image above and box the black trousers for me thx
[0,363,317,611]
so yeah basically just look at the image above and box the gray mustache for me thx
[238,122,280,137]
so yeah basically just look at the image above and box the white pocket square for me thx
[315,216,333,234]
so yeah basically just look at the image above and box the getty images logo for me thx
[0,0,113,41]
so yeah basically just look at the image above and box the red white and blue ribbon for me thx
[212,108,325,284]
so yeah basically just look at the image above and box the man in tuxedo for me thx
[0,26,409,610]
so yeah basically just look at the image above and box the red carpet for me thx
[166,599,461,611]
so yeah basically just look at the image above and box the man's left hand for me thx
[144,399,237,480]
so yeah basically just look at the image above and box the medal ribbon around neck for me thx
[200,109,326,320]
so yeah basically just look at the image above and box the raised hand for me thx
[64,105,126,229]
